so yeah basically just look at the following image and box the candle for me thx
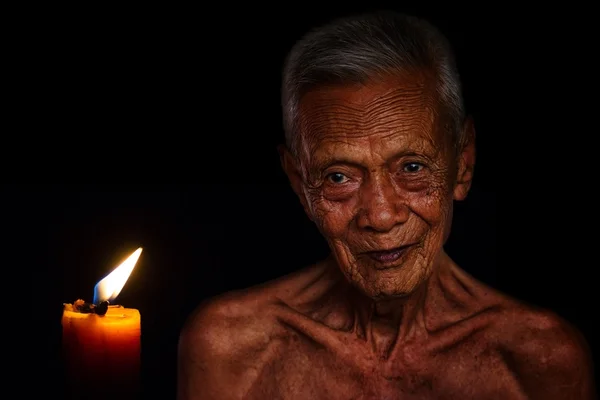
[62,247,143,400]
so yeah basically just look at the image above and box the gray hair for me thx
[281,11,465,157]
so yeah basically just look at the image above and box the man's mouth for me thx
[363,244,413,265]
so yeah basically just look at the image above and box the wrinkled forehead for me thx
[296,75,448,161]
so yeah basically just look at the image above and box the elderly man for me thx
[178,11,595,399]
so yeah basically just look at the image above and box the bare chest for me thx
[245,335,526,400]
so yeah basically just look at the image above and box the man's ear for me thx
[453,116,476,201]
[277,144,313,220]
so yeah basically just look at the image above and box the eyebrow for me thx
[312,158,365,173]
[311,151,428,173]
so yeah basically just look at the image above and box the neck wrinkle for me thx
[348,252,451,357]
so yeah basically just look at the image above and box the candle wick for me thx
[71,299,109,315]
[94,301,109,316]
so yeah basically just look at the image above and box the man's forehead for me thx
[299,75,434,110]
[296,75,444,162]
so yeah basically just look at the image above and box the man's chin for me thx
[352,262,430,298]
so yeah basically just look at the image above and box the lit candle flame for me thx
[93,247,142,304]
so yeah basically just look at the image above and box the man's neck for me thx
[332,253,452,359]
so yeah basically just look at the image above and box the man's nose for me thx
[356,176,409,232]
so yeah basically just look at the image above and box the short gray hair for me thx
[281,11,465,157]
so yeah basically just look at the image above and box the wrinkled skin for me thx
[291,73,459,304]
[178,73,596,399]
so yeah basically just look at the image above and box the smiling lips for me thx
[364,244,413,265]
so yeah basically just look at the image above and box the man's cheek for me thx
[411,190,451,224]
[306,197,327,233]
[312,203,350,238]
[321,217,344,238]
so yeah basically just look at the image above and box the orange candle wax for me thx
[62,247,143,399]
[62,303,141,398]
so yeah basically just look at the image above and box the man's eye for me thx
[403,162,424,173]
[326,173,349,184]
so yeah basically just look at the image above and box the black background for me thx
[9,3,597,398]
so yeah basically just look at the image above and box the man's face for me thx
[288,74,470,299]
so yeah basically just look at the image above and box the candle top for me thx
[63,303,140,322]
[69,299,109,315]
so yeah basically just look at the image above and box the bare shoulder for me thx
[440,264,596,398]
[177,262,330,399]
[180,261,329,346]
[179,288,275,361]
[494,299,596,399]
[177,290,270,399]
